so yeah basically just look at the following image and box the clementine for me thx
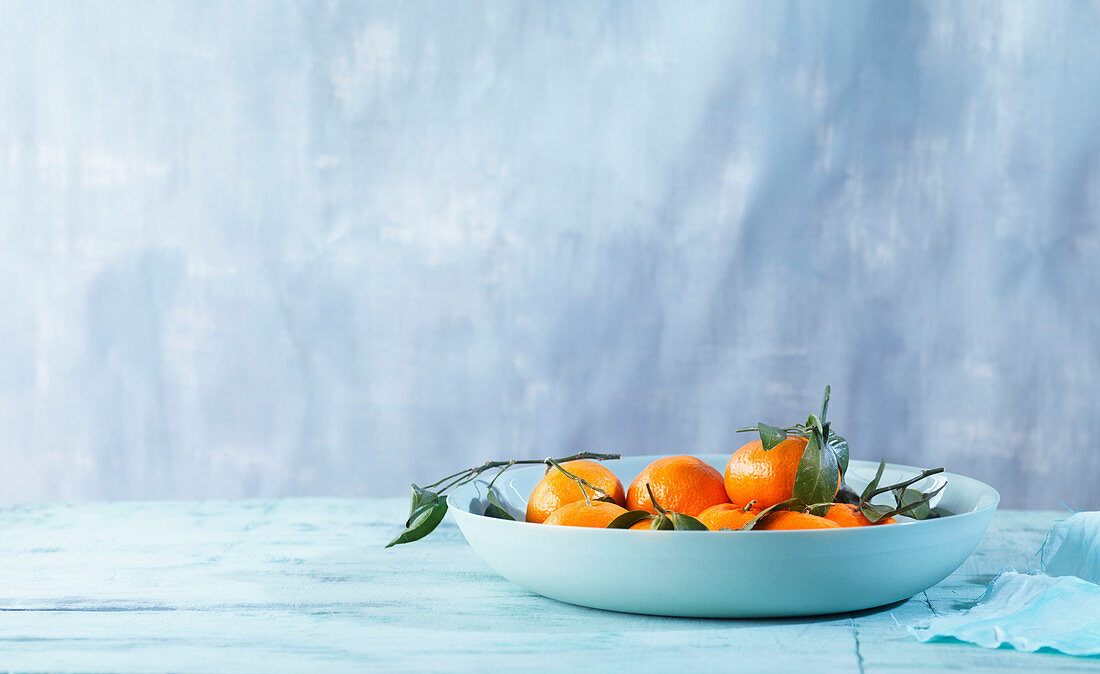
[824,503,896,527]
[543,500,629,528]
[697,503,756,531]
[626,455,730,517]
[725,436,840,510]
[526,460,626,524]
[756,511,840,530]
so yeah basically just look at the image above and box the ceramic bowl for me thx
[448,455,998,617]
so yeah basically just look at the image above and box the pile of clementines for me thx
[526,436,895,531]
[386,387,942,548]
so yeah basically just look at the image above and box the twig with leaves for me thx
[387,451,620,548]
[735,386,946,529]
[736,386,848,510]
[857,461,946,523]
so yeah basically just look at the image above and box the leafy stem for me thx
[427,452,619,490]
[386,451,621,548]
[486,462,514,490]
[739,386,849,503]
[735,426,806,434]
[858,461,946,523]
[862,465,945,500]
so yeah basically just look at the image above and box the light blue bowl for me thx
[448,455,998,617]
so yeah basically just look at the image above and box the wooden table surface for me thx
[0,501,1093,673]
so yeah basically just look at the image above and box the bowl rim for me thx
[447,454,1000,536]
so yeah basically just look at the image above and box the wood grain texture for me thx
[0,501,1092,673]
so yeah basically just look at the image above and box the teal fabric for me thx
[1042,511,1100,584]
[911,513,1100,656]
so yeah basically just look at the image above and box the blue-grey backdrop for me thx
[1,1,1098,508]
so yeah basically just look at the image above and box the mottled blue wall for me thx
[1,1,1098,507]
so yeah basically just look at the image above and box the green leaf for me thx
[860,502,894,523]
[792,430,839,505]
[860,461,887,502]
[668,512,709,531]
[741,497,805,530]
[820,385,831,424]
[483,488,515,520]
[895,484,946,520]
[607,510,653,529]
[650,514,676,530]
[406,484,440,527]
[834,484,860,505]
[826,431,850,476]
[594,494,618,504]
[894,488,932,520]
[805,502,831,517]
[483,502,513,520]
[387,501,448,548]
[757,423,788,451]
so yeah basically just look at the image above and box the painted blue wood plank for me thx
[0,503,1086,672]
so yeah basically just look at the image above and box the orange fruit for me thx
[526,460,626,524]
[824,503,896,527]
[756,511,841,530]
[626,455,730,517]
[629,518,654,530]
[542,500,629,528]
[724,436,839,510]
[697,503,756,531]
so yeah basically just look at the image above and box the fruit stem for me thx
[486,462,514,490]
[545,458,612,506]
[645,483,668,515]
[735,426,807,435]
[862,482,947,521]
[425,469,474,490]
[424,452,620,494]
[432,469,476,493]
[864,467,945,499]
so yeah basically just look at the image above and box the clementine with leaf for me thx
[610,484,710,531]
[824,503,896,527]
[526,459,625,524]
[725,436,830,510]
